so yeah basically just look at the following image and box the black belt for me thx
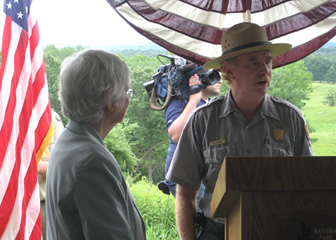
[195,212,224,240]
[203,218,224,240]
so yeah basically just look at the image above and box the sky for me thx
[0,0,155,48]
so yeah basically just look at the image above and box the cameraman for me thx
[158,73,222,202]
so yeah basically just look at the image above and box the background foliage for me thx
[127,177,179,240]
[304,47,336,84]
[104,119,139,173]
[301,82,336,156]
[269,60,313,109]
[120,54,169,182]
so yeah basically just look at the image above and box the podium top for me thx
[211,156,336,218]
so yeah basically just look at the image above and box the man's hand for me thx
[188,74,202,104]
[37,160,48,177]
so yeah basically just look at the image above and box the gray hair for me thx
[220,57,237,86]
[58,49,130,124]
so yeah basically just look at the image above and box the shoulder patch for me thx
[209,95,224,103]
[305,124,311,141]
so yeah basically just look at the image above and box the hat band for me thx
[223,41,272,55]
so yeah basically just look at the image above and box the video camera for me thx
[144,54,221,110]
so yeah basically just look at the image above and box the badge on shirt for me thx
[273,128,283,141]
[209,139,226,146]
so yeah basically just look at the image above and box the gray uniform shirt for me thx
[46,121,146,240]
[167,91,314,219]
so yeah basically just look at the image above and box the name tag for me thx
[209,139,226,146]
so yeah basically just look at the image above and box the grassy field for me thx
[301,82,336,156]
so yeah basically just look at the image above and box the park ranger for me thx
[167,22,314,240]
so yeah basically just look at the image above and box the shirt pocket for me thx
[203,144,237,164]
[202,144,237,191]
[262,144,293,156]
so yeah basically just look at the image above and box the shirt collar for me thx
[219,91,280,121]
[219,90,238,118]
[259,94,280,121]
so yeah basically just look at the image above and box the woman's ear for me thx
[106,102,114,113]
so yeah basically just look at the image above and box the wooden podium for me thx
[211,156,336,240]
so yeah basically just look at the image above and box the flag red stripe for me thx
[0,17,14,168]
[15,73,35,239]
[33,68,50,155]
[274,27,336,69]
[0,29,29,238]
[0,17,12,92]
[29,210,42,240]
[32,64,44,109]
[29,22,40,62]
[16,155,36,240]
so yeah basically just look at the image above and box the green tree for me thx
[122,54,169,183]
[269,60,313,109]
[304,55,331,82]
[324,65,336,84]
[104,119,139,172]
[323,90,336,107]
[44,45,63,117]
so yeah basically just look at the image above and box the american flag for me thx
[107,0,336,68]
[0,0,52,239]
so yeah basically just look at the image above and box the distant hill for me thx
[90,43,167,57]
[314,41,336,56]
[89,38,336,58]
[323,41,336,48]
[92,43,165,52]
[112,44,167,58]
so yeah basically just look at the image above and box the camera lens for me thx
[199,70,221,86]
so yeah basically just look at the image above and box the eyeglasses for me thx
[126,89,135,99]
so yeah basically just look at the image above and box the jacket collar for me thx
[66,120,105,145]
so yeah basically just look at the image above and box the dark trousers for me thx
[41,200,46,240]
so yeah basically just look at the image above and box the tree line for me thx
[304,47,336,84]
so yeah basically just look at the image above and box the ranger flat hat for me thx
[204,22,292,69]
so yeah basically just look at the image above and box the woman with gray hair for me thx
[46,49,146,240]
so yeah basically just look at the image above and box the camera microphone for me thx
[157,54,175,62]
[181,63,199,73]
